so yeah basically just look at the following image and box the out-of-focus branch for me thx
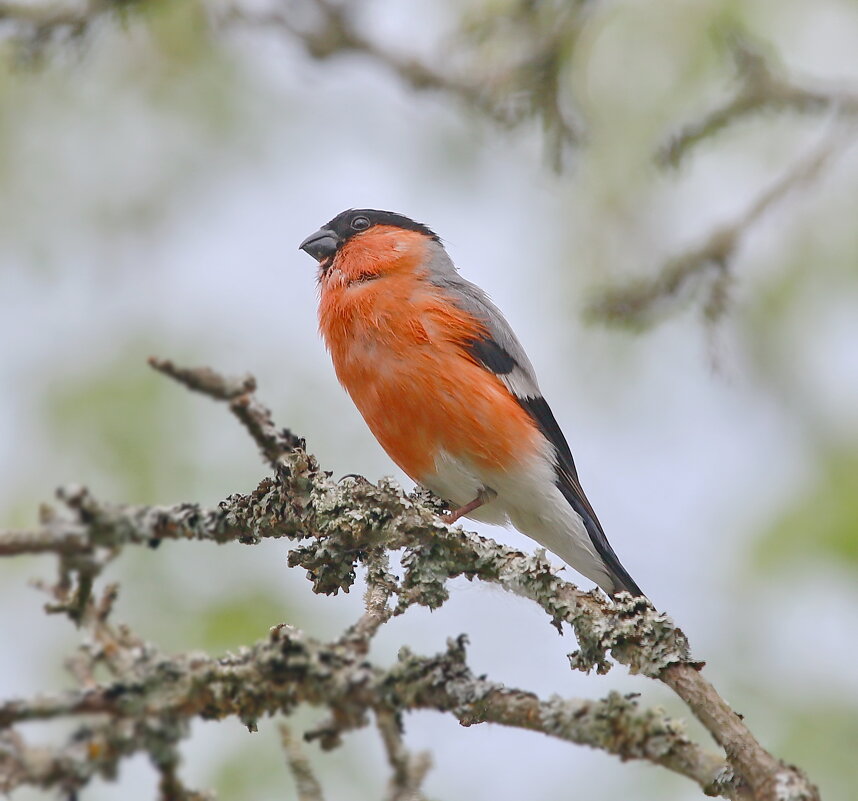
[280,725,327,801]
[0,0,109,29]
[587,133,849,329]
[6,3,857,180]
[220,0,590,168]
[1,0,587,161]
[0,0,531,129]
[224,0,513,125]
[375,707,432,801]
[658,38,858,167]
[0,527,88,556]
[0,0,125,64]
[0,361,820,800]
[0,722,162,795]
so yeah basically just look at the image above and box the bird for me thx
[299,209,644,597]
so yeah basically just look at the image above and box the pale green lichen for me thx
[2,364,821,800]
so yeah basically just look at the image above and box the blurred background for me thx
[1,0,857,799]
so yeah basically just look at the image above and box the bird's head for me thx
[299,209,443,285]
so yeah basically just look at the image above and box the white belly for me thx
[422,447,615,592]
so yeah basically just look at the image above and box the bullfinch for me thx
[299,209,644,597]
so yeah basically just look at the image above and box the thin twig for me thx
[146,357,256,400]
[221,0,520,132]
[0,624,731,796]
[344,550,396,650]
[148,356,301,467]
[0,0,108,28]
[280,725,326,801]
[0,528,88,557]
[658,37,858,167]
[0,361,819,801]
[375,707,432,801]
[588,130,851,328]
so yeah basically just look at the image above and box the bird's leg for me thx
[441,488,497,525]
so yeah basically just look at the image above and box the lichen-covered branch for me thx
[0,608,726,797]
[148,356,302,467]
[0,361,820,800]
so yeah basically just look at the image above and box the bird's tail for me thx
[555,480,645,598]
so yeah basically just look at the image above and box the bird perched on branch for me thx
[299,209,643,597]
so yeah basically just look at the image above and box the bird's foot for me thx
[441,488,496,524]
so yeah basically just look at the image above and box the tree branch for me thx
[587,131,850,329]
[1,0,588,164]
[0,617,728,796]
[226,1,501,117]
[0,361,819,800]
[148,356,302,467]
[658,37,858,167]
[375,707,433,801]
[280,725,327,801]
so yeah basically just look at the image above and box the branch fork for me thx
[0,360,820,801]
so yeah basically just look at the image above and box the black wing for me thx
[516,393,644,597]
[462,329,644,597]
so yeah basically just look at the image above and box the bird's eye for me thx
[351,215,370,231]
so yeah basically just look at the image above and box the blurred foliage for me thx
[1,0,857,799]
[194,590,292,652]
[42,343,197,503]
[741,193,858,447]
[754,447,858,572]
[209,730,289,801]
[774,702,858,799]
[457,0,589,167]
[0,0,268,257]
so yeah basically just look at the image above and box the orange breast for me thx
[318,241,540,482]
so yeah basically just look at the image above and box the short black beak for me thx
[299,228,340,262]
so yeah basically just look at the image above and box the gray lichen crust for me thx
[0,361,820,801]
